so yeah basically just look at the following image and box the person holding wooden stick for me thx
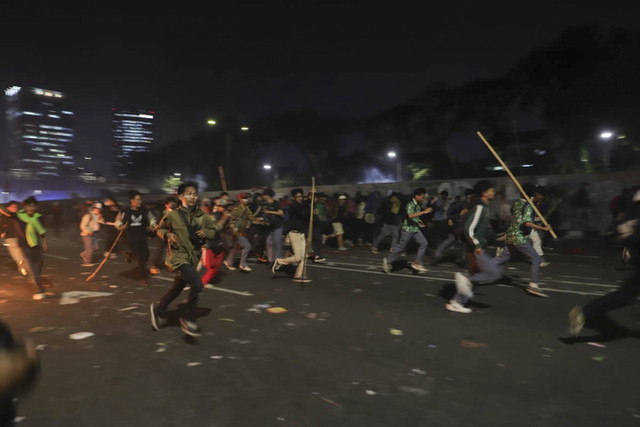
[498,183,552,298]
[272,188,312,283]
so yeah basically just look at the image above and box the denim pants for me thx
[226,235,252,268]
[387,230,428,265]
[499,242,542,283]
[373,224,400,250]
[81,235,98,264]
[453,251,504,304]
[266,227,283,263]
[158,263,203,321]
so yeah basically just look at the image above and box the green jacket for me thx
[156,206,220,271]
[16,210,46,247]
[464,201,490,250]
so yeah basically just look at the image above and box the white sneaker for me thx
[410,262,427,273]
[540,260,550,268]
[338,246,348,251]
[526,283,548,298]
[239,265,252,272]
[223,261,237,271]
[382,257,391,273]
[454,272,474,299]
[445,300,472,313]
[32,292,46,301]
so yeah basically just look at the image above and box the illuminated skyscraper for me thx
[112,108,154,177]
[3,86,76,178]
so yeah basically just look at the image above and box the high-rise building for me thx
[112,108,154,177]
[3,86,76,178]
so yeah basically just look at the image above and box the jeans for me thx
[226,235,252,268]
[23,245,45,293]
[158,263,203,321]
[81,235,99,264]
[387,230,428,265]
[266,227,283,263]
[373,224,399,250]
[499,242,542,284]
[452,251,504,305]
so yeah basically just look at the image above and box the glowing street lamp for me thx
[387,151,397,159]
[387,151,400,181]
[263,164,272,170]
[599,130,615,172]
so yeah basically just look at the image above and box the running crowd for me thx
[1,180,639,338]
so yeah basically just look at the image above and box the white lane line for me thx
[44,253,70,260]
[154,276,253,296]
[310,264,619,293]
[495,284,607,297]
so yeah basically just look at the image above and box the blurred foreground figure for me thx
[0,321,39,426]
[569,188,640,336]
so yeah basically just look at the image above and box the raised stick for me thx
[477,131,557,239]
[86,223,127,282]
[300,177,316,290]
[218,166,228,192]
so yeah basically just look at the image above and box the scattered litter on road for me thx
[592,354,606,362]
[460,340,488,348]
[389,328,403,336]
[588,342,607,348]
[352,381,360,385]
[254,303,272,309]
[496,363,506,367]
[320,396,343,407]
[231,339,252,344]
[267,307,288,314]
[246,308,261,313]
[423,293,434,297]
[12,416,26,423]
[118,306,138,312]
[69,332,94,340]
[108,285,118,288]
[352,288,363,293]
[506,267,517,270]
[428,344,437,348]
[306,312,318,319]
[365,390,377,395]
[541,347,554,352]
[59,291,114,305]
[187,362,201,367]
[412,369,426,375]
[219,304,237,309]
[29,326,56,333]
[399,386,428,396]
[35,345,47,351]
[218,318,236,322]
[276,417,285,422]
[155,347,166,353]
[372,281,382,285]
[210,355,224,360]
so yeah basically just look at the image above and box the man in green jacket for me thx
[446,180,504,314]
[150,182,227,336]
[17,197,48,300]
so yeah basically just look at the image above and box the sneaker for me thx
[568,306,585,336]
[81,263,95,267]
[338,246,348,251]
[239,265,252,272]
[257,256,268,263]
[382,257,391,273]
[410,262,427,273]
[32,292,46,301]
[19,262,28,276]
[313,256,326,263]
[223,261,237,271]
[150,302,166,331]
[371,247,379,254]
[540,260,550,268]
[149,266,161,275]
[445,300,472,314]
[293,277,312,283]
[180,318,202,337]
[271,259,281,275]
[526,284,548,298]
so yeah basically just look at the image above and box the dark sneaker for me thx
[180,318,202,337]
[569,306,585,336]
[150,302,165,331]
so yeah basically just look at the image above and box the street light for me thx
[262,163,278,187]
[206,120,250,189]
[387,151,401,181]
[599,130,614,172]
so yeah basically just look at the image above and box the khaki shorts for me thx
[331,222,344,236]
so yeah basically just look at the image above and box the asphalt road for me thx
[1,228,639,426]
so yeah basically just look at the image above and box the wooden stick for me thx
[85,223,127,282]
[477,131,557,239]
[218,166,228,192]
[300,177,316,290]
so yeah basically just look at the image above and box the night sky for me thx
[1,1,638,174]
